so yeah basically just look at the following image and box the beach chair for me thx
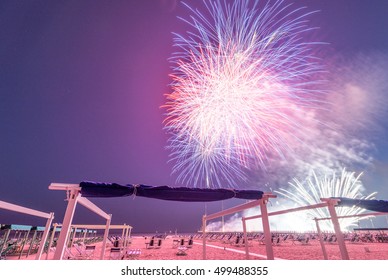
[72,244,86,259]
[176,246,187,256]
[64,247,84,260]
[109,247,122,260]
[0,243,17,260]
[301,236,310,245]
[73,243,95,259]
[326,234,337,243]
[257,234,265,245]
[222,234,233,244]
[124,248,141,259]
[350,234,360,243]
[292,234,309,245]
[146,237,155,249]
[186,237,193,248]
[233,235,242,246]
[154,238,162,249]
[84,245,96,259]
[272,235,281,246]
[172,238,184,248]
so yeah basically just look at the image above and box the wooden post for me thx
[314,218,328,260]
[100,214,112,260]
[260,197,274,260]
[242,217,250,259]
[202,215,207,260]
[326,199,349,260]
[53,189,80,260]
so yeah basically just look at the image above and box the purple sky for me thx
[1,0,388,233]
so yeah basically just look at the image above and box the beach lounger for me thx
[293,235,310,245]
[176,246,187,256]
[222,234,233,243]
[154,238,162,249]
[172,238,185,248]
[232,235,242,246]
[84,245,96,259]
[73,243,95,259]
[186,237,193,248]
[257,234,265,245]
[145,237,155,249]
[327,235,337,243]
[272,235,281,246]
[64,247,85,260]
[0,243,17,260]
[109,247,122,260]
[124,248,141,259]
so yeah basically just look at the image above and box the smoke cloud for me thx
[208,52,388,232]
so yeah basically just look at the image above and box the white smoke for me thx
[206,200,316,233]
[248,52,388,190]
[207,52,388,233]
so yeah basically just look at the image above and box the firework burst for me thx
[164,0,325,188]
[276,169,377,230]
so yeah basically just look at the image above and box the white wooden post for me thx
[260,197,274,260]
[242,217,250,259]
[45,223,58,260]
[0,229,11,256]
[314,218,328,260]
[202,215,207,260]
[325,198,349,260]
[100,214,112,260]
[53,188,80,260]
[36,212,54,260]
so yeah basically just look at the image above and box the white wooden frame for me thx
[0,200,54,260]
[49,183,112,260]
[202,193,276,260]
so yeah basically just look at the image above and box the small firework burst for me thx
[276,169,377,230]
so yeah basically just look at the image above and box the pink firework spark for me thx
[163,0,325,188]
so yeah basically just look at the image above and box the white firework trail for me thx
[164,0,325,188]
[276,169,377,230]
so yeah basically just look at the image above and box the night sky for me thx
[1,0,388,234]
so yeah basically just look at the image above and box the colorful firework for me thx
[163,0,325,188]
[276,169,377,230]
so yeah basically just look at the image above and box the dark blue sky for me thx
[1,0,388,233]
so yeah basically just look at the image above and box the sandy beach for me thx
[4,233,388,260]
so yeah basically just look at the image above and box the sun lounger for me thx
[0,243,17,260]
[109,247,122,260]
[186,237,193,248]
[172,238,185,248]
[272,235,281,246]
[64,247,85,260]
[146,237,155,249]
[154,238,162,249]
[257,234,265,245]
[176,246,187,256]
[84,245,96,259]
[292,235,310,245]
[124,248,141,259]
[73,243,95,259]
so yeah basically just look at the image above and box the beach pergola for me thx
[313,198,388,260]
[239,197,388,260]
[43,222,132,260]
[201,193,276,260]
[49,183,114,260]
[69,224,132,247]
[49,181,266,260]
[50,181,388,260]
[0,199,54,260]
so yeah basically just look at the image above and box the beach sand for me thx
[4,235,388,260]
